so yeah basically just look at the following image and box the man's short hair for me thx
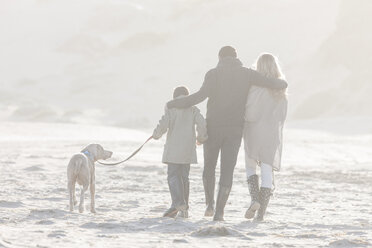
[173,86,190,99]
[218,46,237,58]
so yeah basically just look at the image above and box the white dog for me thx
[67,144,112,213]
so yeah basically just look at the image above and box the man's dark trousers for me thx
[203,125,243,212]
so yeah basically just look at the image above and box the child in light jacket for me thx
[152,86,208,218]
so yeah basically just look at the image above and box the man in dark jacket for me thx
[167,46,288,221]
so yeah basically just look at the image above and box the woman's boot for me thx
[245,175,260,219]
[256,187,271,221]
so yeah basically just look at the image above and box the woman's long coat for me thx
[244,86,288,171]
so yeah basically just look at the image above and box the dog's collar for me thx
[82,150,95,162]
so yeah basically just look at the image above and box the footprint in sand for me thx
[0,160,16,165]
[246,232,267,237]
[26,155,40,159]
[28,209,68,219]
[0,200,24,208]
[80,221,122,230]
[0,237,12,248]
[191,226,241,237]
[173,239,188,243]
[23,165,45,171]
[329,239,370,247]
[36,220,55,225]
[47,230,66,238]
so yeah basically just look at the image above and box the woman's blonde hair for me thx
[254,53,287,97]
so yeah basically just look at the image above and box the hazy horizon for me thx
[1,0,371,129]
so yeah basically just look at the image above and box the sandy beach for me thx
[0,122,371,247]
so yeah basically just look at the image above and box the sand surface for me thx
[0,122,371,247]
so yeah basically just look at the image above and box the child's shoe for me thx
[177,210,189,218]
[163,207,178,218]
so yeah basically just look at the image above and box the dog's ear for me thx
[91,144,103,160]
[96,144,104,159]
[81,145,89,153]
[81,144,99,161]
[81,144,93,154]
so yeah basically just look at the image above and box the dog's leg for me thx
[72,182,78,206]
[90,182,96,213]
[89,165,96,213]
[90,166,96,213]
[68,180,74,212]
[79,184,88,213]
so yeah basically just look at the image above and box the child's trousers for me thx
[167,163,190,209]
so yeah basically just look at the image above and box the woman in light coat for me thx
[153,86,208,218]
[244,53,288,221]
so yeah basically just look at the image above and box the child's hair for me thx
[173,86,189,99]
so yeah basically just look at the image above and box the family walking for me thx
[152,46,288,221]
